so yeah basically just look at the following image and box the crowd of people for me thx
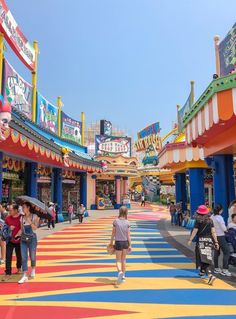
[185,202,236,284]
[0,202,40,284]
[0,200,88,284]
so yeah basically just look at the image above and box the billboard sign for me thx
[138,122,160,139]
[0,0,35,70]
[61,111,82,144]
[219,22,236,76]
[100,119,112,135]
[3,59,32,119]
[95,135,131,157]
[36,93,58,134]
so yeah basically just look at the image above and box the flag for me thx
[178,92,191,133]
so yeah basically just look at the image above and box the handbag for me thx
[21,218,34,243]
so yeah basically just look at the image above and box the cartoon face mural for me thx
[61,147,70,167]
[0,96,11,141]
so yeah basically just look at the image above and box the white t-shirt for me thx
[211,215,227,236]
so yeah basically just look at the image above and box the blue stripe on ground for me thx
[16,289,236,305]
[89,250,182,256]
[53,268,199,278]
[57,257,191,264]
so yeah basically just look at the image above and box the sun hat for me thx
[196,205,209,215]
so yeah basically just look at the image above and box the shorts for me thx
[115,240,129,251]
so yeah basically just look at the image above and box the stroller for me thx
[225,228,236,266]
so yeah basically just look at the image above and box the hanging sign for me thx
[219,22,236,76]
[36,93,58,134]
[0,0,35,70]
[95,135,131,157]
[61,111,82,144]
[3,59,32,119]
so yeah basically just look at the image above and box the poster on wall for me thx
[61,111,82,144]
[3,59,32,119]
[219,22,236,76]
[36,93,58,133]
[95,135,131,157]
[0,0,35,71]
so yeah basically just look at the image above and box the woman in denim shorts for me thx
[18,203,39,284]
[109,206,132,284]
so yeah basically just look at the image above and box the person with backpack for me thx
[1,204,22,282]
[169,202,176,225]
[48,202,56,229]
[188,205,219,285]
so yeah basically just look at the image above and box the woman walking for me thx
[67,204,73,224]
[78,204,85,223]
[188,205,219,285]
[211,204,231,276]
[108,206,132,284]
[18,202,40,284]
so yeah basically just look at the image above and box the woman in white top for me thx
[18,202,40,284]
[211,204,231,276]
[109,206,132,284]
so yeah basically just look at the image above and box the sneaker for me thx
[0,259,5,265]
[208,275,216,285]
[221,269,232,276]
[117,271,124,285]
[1,275,11,282]
[214,268,222,274]
[122,275,126,282]
[199,272,207,278]
[18,275,28,284]
[30,269,36,278]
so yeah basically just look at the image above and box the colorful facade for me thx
[0,0,102,219]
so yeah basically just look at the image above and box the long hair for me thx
[195,213,211,224]
[119,206,128,219]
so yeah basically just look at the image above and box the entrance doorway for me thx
[68,191,80,213]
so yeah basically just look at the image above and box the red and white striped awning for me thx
[159,142,205,169]
[186,88,236,144]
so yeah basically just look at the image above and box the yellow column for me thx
[32,41,39,122]
[81,111,85,145]
[214,35,220,76]
[190,80,194,105]
[57,96,62,136]
[0,33,4,93]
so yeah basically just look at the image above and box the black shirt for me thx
[194,219,214,237]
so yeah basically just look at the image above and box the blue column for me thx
[189,168,205,216]
[213,155,235,222]
[91,174,97,210]
[0,152,3,202]
[53,168,63,222]
[80,172,87,207]
[175,173,187,211]
[25,162,38,198]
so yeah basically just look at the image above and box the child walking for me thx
[109,206,132,284]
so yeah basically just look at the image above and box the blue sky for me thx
[6,0,236,138]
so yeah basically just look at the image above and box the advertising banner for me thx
[219,22,236,76]
[3,59,32,119]
[138,122,160,139]
[95,135,131,157]
[0,0,35,70]
[61,111,82,144]
[178,92,191,132]
[100,120,112,135]
[36,93,58,134]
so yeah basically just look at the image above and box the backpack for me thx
[1,224,12,242]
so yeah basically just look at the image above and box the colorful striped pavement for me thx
[0,205,236,319]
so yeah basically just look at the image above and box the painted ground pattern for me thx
[0,206,236,319]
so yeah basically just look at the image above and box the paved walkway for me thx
[0,205,236,319]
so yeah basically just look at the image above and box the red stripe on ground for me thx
[0,282,109,294]
[0,306,136,319]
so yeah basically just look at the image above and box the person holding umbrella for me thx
[18,202,40,284]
